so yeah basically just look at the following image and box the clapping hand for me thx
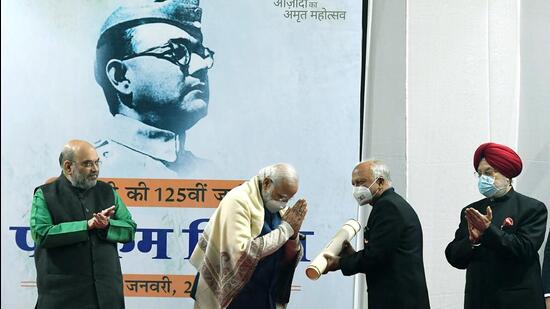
[93,212,110,229]
[100,205,116,218]
[467,220,482,243]
[87,205,115,230]
[465,206,492,242]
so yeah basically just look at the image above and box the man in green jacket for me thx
[30,139,137,309]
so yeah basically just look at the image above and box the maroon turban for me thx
[473,142,523,178]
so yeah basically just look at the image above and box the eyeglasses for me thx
[474,168,499,178]
[72,160,102,168]
[121,39,215,72]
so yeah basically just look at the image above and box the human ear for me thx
[106,59,132,95]
[262,178,272,192]
[63,160,73,175]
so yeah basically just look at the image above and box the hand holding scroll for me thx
[340,240,356,257]
[322,241,356,274]
[306,219,361,280]
[322,253,341,274]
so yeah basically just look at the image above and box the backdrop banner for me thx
[1,0,362,307]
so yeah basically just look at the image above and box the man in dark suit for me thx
[324,160,430,309]
[541,229,550,309]
[445,142,547,309]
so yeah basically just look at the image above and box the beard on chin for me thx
[72,170,97,190]
[77,179,97,190]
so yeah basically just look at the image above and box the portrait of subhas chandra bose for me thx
[94,0,216,178]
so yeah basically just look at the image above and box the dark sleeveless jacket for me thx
[34,174,124,309]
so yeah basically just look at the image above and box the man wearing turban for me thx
[446,142,548,309]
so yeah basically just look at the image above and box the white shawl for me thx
[190,176,294,308]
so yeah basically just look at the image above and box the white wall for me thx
[517,0,550,265]
[357,0,407,307]
[359,1,549,308]
[407,1,520,308]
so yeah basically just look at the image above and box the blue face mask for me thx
[478,175,499,197]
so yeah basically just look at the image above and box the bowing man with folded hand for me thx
[190,163,307,309]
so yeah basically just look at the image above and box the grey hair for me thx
[258,163,299,185]
[359,159,392,185]
[59,147,76,167]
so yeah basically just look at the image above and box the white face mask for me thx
[262,185,288,213]
[352,178,379,206]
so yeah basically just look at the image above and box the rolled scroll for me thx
[305,219,361,280]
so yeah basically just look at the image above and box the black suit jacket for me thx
[541,229,550,295]
[340,188,430,309]
[445,189,547,309]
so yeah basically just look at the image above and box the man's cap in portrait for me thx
[98,0,202,43]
